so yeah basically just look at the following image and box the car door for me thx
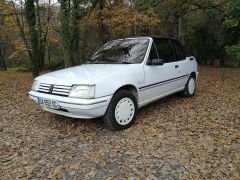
[142,38,180,104]
[170,40,189,89]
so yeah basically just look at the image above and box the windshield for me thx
[88,38,150,64]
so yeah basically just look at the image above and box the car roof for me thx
[125,36,179,41]
[150,36,179,41]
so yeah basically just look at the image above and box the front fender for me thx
[93,65,144,99]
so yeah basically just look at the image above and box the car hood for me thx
[36,64,139,85]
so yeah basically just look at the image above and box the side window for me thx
[171,40,186,61]
[148,42,159,61]
[154,39,175,63]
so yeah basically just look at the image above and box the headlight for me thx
[68,85,95,99]
[32,80,39,91]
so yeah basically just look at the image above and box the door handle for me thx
[175,65,179,68]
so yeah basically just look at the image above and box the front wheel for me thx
[103,90,138,131]
[181,76,196,98]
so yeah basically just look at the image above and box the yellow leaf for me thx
[224,144,229,149]
[39,137,45,145]
[114,144,121,150]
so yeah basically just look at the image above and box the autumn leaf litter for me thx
[0,67,239,178]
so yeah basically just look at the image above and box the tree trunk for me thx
[220,57,225,66]
[36,0,47,71]
[25,0,39,77]
[47,44,51,63]
[39,42,45,70]
[203,58,207,65]
[0,47,7,70]
[64,51,74,68]
[71,0,81,64]
[59,0,75,68]
[99,0,107,44]
[178,16,184,43]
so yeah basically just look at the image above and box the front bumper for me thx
[29,91,112,119]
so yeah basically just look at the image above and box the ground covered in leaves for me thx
[0,67,240,179]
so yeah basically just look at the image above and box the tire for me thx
[103,90,138,131]
[181,75,196,98]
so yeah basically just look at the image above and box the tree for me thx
[0,0,19,70]
[10,0,33,67]
[36,0,52,70]
[184,7,227,65]
[77,0,160,63]
[58,0,82,68]
[137,0,227,64]
[82,1,160,39]
[7,0,54,76]
[24,0,39,77]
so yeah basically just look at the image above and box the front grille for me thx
[38,83,71,97]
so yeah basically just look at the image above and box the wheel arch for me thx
[190,72,196,79]
[114,84,138,100]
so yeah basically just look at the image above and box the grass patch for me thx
[7,66,32,73]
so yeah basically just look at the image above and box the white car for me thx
[29,37,198,130]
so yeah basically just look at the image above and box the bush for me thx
[226,44,240,67]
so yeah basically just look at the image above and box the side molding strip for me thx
[139,74,189,91]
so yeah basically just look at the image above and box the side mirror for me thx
[148,59,164,66]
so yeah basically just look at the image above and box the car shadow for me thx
[138,93,181,112]
[45,92,184,132]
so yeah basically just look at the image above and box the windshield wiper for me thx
[87,60,111,64]
[88,58,117,64]
[121,61,132,64]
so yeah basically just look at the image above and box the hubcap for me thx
[188,78,195,95]
[115,98,135,125]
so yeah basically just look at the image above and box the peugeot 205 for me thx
[29,37,198,130]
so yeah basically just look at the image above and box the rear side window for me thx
[153,39,175,63]
[171,40,186,61]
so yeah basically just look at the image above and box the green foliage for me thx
[224,0,240,66]
[7,57,64,72]
[224,19,239,28]
[224,0,240,28]
[226,44,240,66]
[7,66,32,73]
[135,0,159,13]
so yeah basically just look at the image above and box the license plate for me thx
[38,97,60,110]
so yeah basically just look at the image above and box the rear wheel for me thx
[181,76,196,98]
[103,90,138,131]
